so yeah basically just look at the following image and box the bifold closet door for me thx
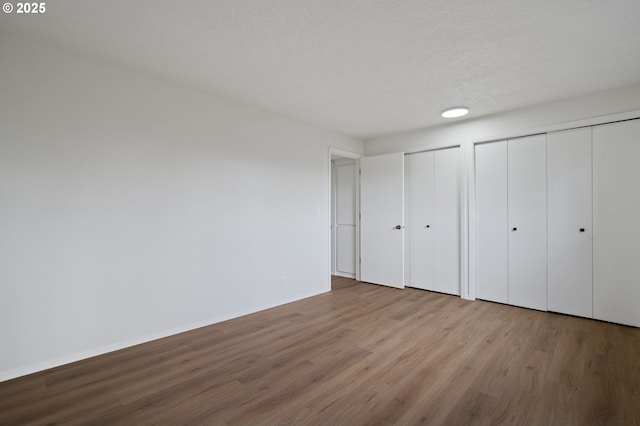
[433,147,460,295]
[593,119,640,327]
[547,128,592,318]
[407,151,435,291]
[508,135,547,311]
[406,148,460,295]
[475,136,546,309]
[474,141,508,304]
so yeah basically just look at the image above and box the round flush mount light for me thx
[441,107,469,118]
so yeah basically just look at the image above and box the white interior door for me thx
[475,141,508,304]
[407,151,435,290]
[508,135,547,311]
[335,163,356,276]
[361,153,405,288]
[547,128,593,318]
[434,147,461,295]
[593,119,640,327]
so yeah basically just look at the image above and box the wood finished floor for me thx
[1,276,639,425]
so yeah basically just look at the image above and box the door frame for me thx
[328,148,362,288]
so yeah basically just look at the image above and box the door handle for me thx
[395,225,404,230]
[579,228,585,232]
[512,227,517,231]
[425,225,430,228]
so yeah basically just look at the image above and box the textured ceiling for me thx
[2,0,640,139]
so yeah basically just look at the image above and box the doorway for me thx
[329,148,361,287]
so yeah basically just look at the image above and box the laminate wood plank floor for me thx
[1,276,639,425]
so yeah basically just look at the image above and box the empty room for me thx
[1,1,640,424]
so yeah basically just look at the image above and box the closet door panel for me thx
[360,153,405,288]
[508,135,547,311]
[593,120,640,327]
[474,141,508,304]
[434,147,460,295]
[407,152,435,290]
[547,128,592,318]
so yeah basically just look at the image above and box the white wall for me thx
[365,83,640,155]
[0,33,362,381]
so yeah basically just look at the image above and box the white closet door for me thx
[335,164,356,276]
[508,135,547,311]
[434,147,460,295]
[593,120,640,327]
[407,151,435,291]
[475,141,508,304]
[547,128,592,318]
[361,153,405,289]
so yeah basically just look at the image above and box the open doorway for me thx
[329,148,361,289]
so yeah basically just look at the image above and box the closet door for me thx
[475,141,508,304]
[407,151,435,291]
[547,128,592,318]
[434,147,460,295]
[361,153,405,288]
[593,119,640,327]
[508,135,547,311]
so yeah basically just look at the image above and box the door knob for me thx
[425,225,430,228]
[512,227,517,231]
[579,228,585,232]
[395,225,403,230]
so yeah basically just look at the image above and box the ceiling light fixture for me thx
[441,107,469,118]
